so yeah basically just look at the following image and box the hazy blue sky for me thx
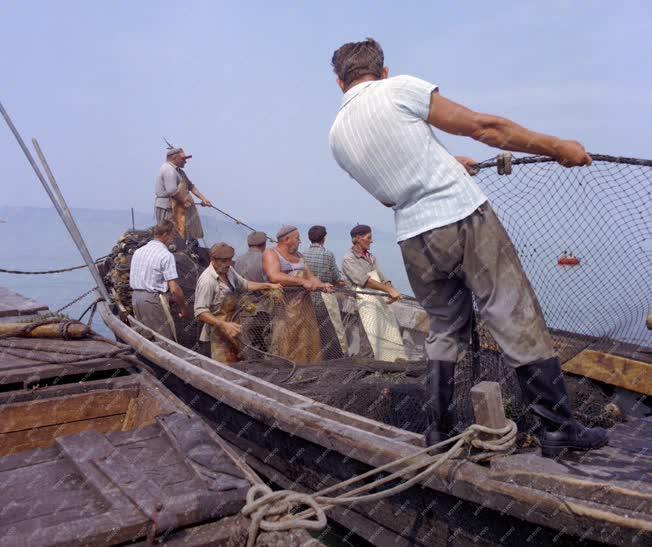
[2,1,651,233]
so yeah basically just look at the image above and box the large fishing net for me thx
[102,155,651,438]
[232,155,651,437]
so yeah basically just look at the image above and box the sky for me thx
[2,1,651,233]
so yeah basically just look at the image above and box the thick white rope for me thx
[242,420,517,546]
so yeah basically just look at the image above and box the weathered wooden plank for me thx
[0,388,136,433]
[0,414,126,457]
[562,349,652,396]
[0,287,49,317]
[0,374,139,405]
[0,358,133,386]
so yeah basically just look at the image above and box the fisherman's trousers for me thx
[398,202,554,368]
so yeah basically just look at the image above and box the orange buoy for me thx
[557,256,580,266]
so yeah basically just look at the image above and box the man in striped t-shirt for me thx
[329,38,606,457]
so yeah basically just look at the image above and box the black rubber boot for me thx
[516,357,609,458]
[424,360,457,448]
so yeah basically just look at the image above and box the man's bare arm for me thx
[303,263,333,292]
[197,311,241,340]
[364,277,401,302]
[262,251,307,287]
[168,279,191,318]
[190,186,212,207]
[427,91,592,167]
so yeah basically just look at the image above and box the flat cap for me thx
[276,225,298,240]
[247,231,267,246]
[166,147,192,159]
[209,242,235,259]
[350,224,372,238]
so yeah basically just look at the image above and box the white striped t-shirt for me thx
[129,240,178,293]
[329,75,487,242]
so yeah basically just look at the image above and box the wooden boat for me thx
[0,287,315,547]
[99,298,652,546]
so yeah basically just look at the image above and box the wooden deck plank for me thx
[0,388,137,433]
[562,350,652,396]
[0,287,49,318]
[0,414,126,457]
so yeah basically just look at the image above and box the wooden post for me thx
[470,381,506,440]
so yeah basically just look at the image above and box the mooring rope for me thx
[241,419,517,546]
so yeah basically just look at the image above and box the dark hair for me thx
[152,219,175,237]
[331,38,384,88]
[308,225,327,243]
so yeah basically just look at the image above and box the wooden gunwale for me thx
[99,301,652,545]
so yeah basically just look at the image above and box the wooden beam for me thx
[562,350,652,396]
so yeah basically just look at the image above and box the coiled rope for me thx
[241,419,517,547]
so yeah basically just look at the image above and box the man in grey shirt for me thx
[154,146,213,241]
[234,231,268,282]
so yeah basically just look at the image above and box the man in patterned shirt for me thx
[329,38,607,456]
[304,225,347,358]
[303,225,342,285]
[130,220,191,340]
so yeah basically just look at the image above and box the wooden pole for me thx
[31,138,112,304]
[0,322,89,339]
[647,313,652,331]
[470,381,507,440]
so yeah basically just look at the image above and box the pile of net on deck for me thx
[100,229,206,347]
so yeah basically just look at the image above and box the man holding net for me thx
[328,38,607,457]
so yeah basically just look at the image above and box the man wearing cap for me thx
[194,242,280,363]
[130,220,192,340]
[234,231,268,283]
[154,146,213,241]
[328,38,607,455]
[341,224,403,360]
[342,225,401,301]
[262,225,333,363]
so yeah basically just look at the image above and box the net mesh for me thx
[102,155,651,437]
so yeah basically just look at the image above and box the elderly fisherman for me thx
[262,225,332,363]
[329,37,607,455]
[342,224,401,301]
[195,242,280,363]
[130,220,191,340]
[341,224,405,361]
[234,231,268,282]
[154,146,213,242]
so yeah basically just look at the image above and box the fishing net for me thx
[231,155,650,438]
[103,155,651,436]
